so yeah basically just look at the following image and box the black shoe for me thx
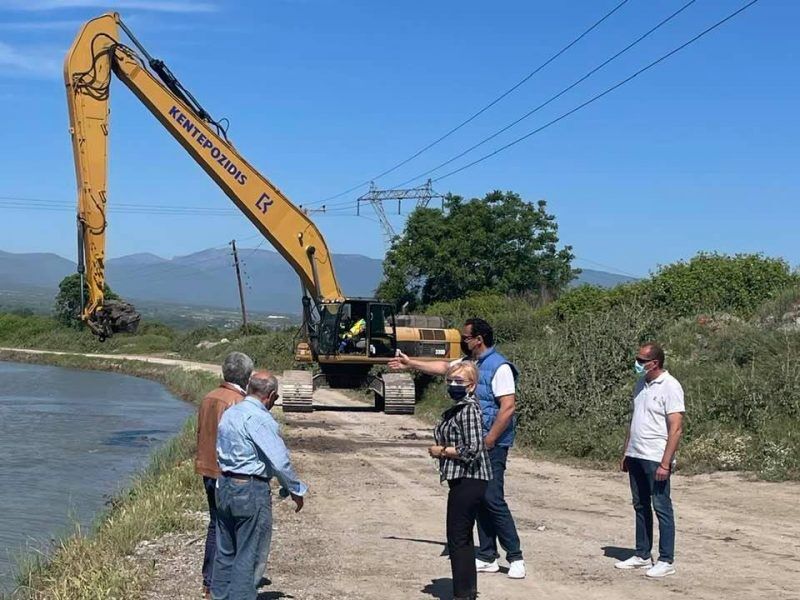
[257,576,272,588]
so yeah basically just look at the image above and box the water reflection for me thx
[0,361,194,590]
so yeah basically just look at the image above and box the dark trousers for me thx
[627,457,676,563]
[211,476,272,600]
[447,478,488,600]
[476,446,523,563]
[202,476,217,589]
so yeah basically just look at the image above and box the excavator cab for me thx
[315,300,397,359]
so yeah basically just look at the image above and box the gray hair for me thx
[247,373,279,397]
[221,352,254,388]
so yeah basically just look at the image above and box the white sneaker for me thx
[475,558,500,573]
[646,561,676,578]
[614,555,652,569]
[508,560,526,579]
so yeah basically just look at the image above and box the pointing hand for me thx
[388,350,410,371]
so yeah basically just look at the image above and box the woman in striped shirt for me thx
[429,361,493,600]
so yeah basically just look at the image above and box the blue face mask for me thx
[447,384,468,402]
[634,360,652,378]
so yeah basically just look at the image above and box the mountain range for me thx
[0,248,635,315]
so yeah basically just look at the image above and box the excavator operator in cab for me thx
[339,317,367,353]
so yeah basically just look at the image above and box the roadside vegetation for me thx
[0,314,297,373]
[416,253,800,481]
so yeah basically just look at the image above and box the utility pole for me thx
[230,239,248,330]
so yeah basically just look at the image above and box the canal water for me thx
[0,361,195,590]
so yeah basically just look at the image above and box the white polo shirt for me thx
[625,371,685,463]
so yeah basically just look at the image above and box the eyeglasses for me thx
[635,356,654,364]
[461,335,476,342]
[446,378,467,385]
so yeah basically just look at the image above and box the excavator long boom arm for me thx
[65,13,344,332]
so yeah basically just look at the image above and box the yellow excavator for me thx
[64,13,460,414]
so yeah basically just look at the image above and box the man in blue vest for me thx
[389,317,526,579]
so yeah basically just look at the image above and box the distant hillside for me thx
[571,268,636,288]
[0,250,74,289]
[0,248,635,314]
[0,247,383,314]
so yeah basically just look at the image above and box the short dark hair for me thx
[465,317,494,347]
[641,343,665,368]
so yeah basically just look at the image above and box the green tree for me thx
[54,273,119,327]
[377,191,577,307]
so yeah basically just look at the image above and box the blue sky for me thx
[0,0,796,279]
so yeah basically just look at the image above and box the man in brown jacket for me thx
[196,351,254,598]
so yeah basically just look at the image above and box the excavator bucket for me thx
[87,299,141,340]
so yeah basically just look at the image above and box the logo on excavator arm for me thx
[256,192,274,214]
[168,105,247,186]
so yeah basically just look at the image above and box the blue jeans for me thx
[476,446,523,563]
[627,457,676,563]
[211,476,272,600]
[202,476,218,589]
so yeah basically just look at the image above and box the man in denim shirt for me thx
[213,371,307,600]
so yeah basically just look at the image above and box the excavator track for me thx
[281,370,313,413]
[380,372,416,415]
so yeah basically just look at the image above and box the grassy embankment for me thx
[0,317,296,373]
[418,253,800,481]
[0,352,219,600]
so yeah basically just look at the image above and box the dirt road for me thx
[175,388,799,600]
[5,349,798,599]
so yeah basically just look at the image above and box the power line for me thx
[429,0,761,184]
[573,256,640,279]
[110,233,262,279]
[113,216,382,286]
[120,248,230,279]
[308,0,631,206]
[0,193,368,216]
[392,0,698,188]
[0,195,240,216]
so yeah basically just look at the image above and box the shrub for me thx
[424,292,544,343]
[547,280,649,321]
[507,300,663,460]
[647,253,797,318]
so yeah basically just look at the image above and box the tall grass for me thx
[0,314,298,373]
[416,281,800,480]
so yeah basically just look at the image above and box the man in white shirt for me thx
[615,343,685,578]
[389,318,525,580]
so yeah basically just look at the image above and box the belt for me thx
[221,471,269,482]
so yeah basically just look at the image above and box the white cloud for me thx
[0,1,217,13]
[0,41,61,78]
